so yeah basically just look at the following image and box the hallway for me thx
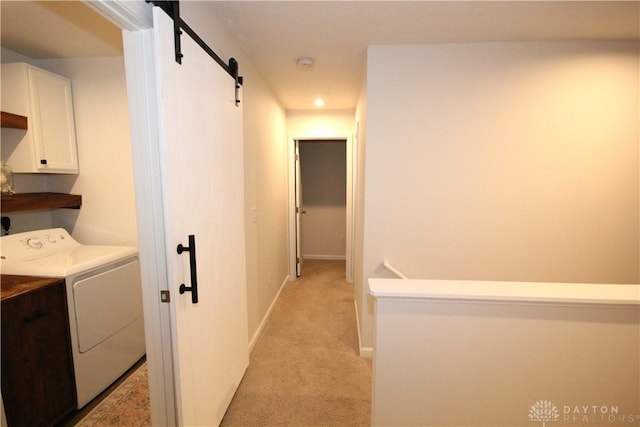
[221,259,372,426]
[70,260,371,425]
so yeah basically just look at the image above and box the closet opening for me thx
[289,137,354,281]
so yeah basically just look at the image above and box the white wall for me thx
[1,49,138,246]
[181,2,289,344]
[38,57,138,246]
[244,70,288,342]
[359,41,640,349]
[354,80,368,355]
[287,109,355,138]
[299,140,347,259]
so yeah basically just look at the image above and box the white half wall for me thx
[359,41,640,350]
[369,278,640,426]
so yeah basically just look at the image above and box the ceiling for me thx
[1,1,638,111]
[0,1,122,58]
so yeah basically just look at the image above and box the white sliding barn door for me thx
[153,9,248,425]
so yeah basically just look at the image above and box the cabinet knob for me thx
[40,159,47,165]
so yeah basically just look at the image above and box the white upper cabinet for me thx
[1,62,79,174]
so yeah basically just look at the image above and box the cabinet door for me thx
[1,281,76,426]
[28,67,79,173]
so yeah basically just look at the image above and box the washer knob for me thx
[27,238,43,249]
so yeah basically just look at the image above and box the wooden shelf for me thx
[1,192,82,213]
[0,111,28,130]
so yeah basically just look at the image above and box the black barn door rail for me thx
[148,0,243,105]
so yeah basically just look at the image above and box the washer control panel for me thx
[1,228,78,262]
[24,233,62,248]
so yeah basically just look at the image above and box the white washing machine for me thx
[0,228,146,408]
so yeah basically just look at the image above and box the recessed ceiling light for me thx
[314,98,325,107]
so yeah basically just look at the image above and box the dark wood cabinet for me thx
[1,276,76,427]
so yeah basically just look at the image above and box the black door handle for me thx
[177,234,198,304]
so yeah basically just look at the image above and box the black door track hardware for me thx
[148,0,243,106]
[177,234,199,304]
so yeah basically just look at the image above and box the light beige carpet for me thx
[75,260,370,426]
[221,259,372,426]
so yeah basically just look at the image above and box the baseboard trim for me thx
[354,300,373,358]
[303,254,346,260]
[359,346,373,358]
[248,275,290,354]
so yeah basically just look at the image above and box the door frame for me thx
[84,1,175,425]
[288,135,356,283]
[294,140,303,277]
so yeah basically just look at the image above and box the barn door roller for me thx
[149,0,243,106]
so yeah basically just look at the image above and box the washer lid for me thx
[1,245,138,277]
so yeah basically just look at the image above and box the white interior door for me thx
[295,140,304,276]
[154,9,248,425]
